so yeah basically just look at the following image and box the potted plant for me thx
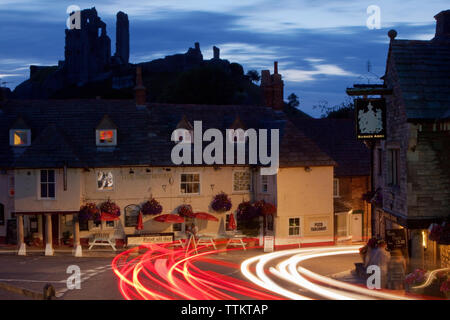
[100,199,121,218]
[141,198,163,215]
[177,204,194,218]
[79,202,100,221]
[405,268,427,293]
[236,201,260,246]
[211,192,232,213]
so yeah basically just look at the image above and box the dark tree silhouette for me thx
[287,93,300,108]
[246,70,260,83]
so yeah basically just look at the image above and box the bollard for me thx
[43,283,56,300]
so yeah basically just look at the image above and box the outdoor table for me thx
[196,234,217,250]
[88,232,117,251]
[226,234,247,250]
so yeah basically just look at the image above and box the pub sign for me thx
[355,98,386,140]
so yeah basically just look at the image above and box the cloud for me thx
[284,63,357,82]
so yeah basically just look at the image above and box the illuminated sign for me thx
[355,98,386,140]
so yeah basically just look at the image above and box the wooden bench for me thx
[88,233,116,251]
[196,234,217,250]
[226,235,247,250]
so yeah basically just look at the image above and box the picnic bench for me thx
[196,234,217,250]
[226,234,247,250]
[88,232,116,251]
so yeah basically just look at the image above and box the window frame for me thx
[387,148,399,186]
[38,169,56,200]
[180,172,201,195]
[333,178,340,198]
[9,129,31,147]
[288,217,301,237]
[232,169,252,193]
[96,129,117,147]
[261,175,269,193]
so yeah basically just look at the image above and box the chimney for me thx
[433,10,450,40]
[260,61,284,110]
[213,46,220,59]
[134,65,146,106]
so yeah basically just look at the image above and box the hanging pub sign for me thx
[355,98,386,140]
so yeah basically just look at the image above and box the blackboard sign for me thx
[355,98,386,140]
[6,219,17,244]
[386,229,406,250]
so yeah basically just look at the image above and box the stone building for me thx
[373,10,450,270]
[291,118,371,243]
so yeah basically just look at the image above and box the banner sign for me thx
[355,98,386,140]
[127,233,174,246]
[264,236,274,252]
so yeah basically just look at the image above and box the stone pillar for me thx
[409,229,424,271]
[45,214,54,256]
[17,214,26,256]
[72,214,82,257]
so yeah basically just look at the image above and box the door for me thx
[42,214,60,245]
[351,213,363,242]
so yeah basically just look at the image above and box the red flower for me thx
[141,198,163,215]
[177,204,194,218]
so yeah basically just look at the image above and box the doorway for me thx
[42,214,60,246]
[351,213,363,242]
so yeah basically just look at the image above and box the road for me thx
[0,245,390,300]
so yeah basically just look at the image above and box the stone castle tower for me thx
[115,11,129,64]
[64,7,130,84]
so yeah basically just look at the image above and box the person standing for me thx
[372,240,391,288]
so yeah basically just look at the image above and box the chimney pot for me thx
[274,61,278,74]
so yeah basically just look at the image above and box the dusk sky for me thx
[0,0,448,117]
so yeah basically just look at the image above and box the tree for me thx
[287,93,300,108]
[246,70,260,83]
[313,98,354,119]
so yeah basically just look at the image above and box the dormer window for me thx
[175,115,193,144]
[9,117,31,147]
[96,115,117,147]
[10,129,31,146]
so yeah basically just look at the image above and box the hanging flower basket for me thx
[254,200,276,216]
[177,204,194,218]
[141,198,163,215]
[79,203,100,221]
[211,192,232,213]
[99,200,121,218]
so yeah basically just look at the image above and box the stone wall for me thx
[441,244,450,268]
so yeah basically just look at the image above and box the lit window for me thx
[10,129,30,146]
[97,171,114,191]
[233,171,251,192]
[40,169,56,199]
[96,129,116,146]
[289,218,300,236]
[180,173,200,194]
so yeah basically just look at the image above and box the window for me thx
[79,219,89,231]
[233,170,251,192]
[10,129,31,146]
[105,220,115,229]
[124,204,140,227]
[333,179,339,198]
[387,149,399,186]
[335,213,348,237]
[97,171,114,191]
[180,173,200,194]
[288,218,300,236]
[40,170,55,199]
[96,129,117,146]
[261,175,268,193]
[173,223,183,232]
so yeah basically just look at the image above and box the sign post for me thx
[264,235,274,252]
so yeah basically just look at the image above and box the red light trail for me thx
[111,242,283,300]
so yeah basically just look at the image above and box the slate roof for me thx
[387,38,450,120]
[0,100,335,169]
[290,118,370,177]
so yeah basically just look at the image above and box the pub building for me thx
[0,64,341,256]
[349,10,450,271]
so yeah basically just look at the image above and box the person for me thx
[371,240,391,288]
[387,249,406,290]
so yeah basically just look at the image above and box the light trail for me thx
[111,241,283,300]
[241,246,417,300]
